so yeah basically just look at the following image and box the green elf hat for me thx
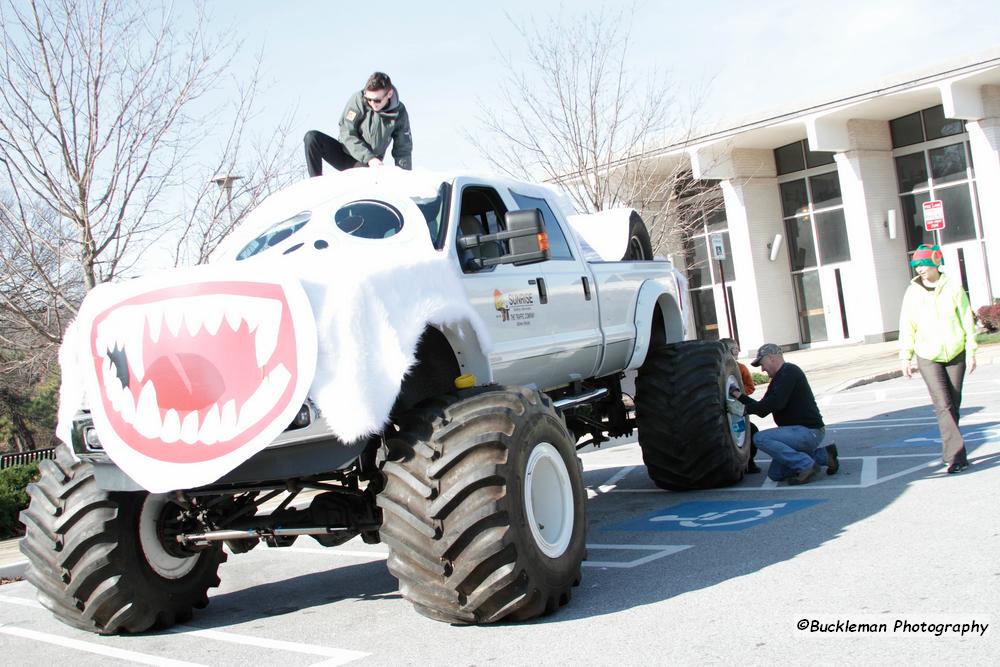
[910,244,943,268]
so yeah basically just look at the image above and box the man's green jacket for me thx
[339,86,412,169]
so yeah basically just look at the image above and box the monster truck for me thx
[20,168,749,634]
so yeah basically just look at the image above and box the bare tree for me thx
[0,0,297,448]
[471,5,723,258]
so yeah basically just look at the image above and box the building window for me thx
[683,189,733,341]
[775,139,834,176]
[889,104,966,149]
[774,140,850,344]
[891,105,979,251]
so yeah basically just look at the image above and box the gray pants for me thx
[916,352,968,466]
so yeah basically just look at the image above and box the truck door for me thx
[453,184,562,388]
[508,191,602,383]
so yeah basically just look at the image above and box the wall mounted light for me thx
[767,233,783,262]
[885,208,898,240]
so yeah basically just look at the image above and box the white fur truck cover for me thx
[58,169,491,492]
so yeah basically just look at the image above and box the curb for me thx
[0,559,27,580]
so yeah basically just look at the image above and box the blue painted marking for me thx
[606,499,825,532]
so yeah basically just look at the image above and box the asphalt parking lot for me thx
[2,366,998,665]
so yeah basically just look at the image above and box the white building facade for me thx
[676,55,1000,353]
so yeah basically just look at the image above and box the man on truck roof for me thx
[304,71,413,175]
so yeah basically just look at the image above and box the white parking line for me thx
[167,626,369,664]
[0,594,369,665]
[582,544,691,568]
[0,625,207,667]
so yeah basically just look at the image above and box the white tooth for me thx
[220,399,238,440]
[164,301,184,338]
[254,301,282,368]
[161,409,181,443]
[183,308,201,337]
[224,304,242,332]
[147,308,163,344]
[201,297,224,336]
[236,364,291,436]
[243,303,261,335]
[199,404,221,445]
[102,363,120,410]
[134,382,161,439]
[126,307,145,383]
[236,376,271,434]
[119,388,136,425]
[179,411,200,444]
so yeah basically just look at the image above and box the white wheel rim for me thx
[726,375,748,449]
[523,442,575,558]
[139,495,199,579]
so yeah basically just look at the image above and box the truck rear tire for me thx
[635,341,750,490]
[377,386,586,624]
[622,213,654,260]
[19,446,225,634]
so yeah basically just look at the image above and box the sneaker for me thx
[786,463,820,486]
[946,461,968,474]
[825,443,839,475]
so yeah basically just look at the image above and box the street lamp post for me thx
[211,174,243,225]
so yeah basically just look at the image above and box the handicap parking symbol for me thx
[606,499,825,532]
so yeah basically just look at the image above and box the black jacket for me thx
[738,362,824,429]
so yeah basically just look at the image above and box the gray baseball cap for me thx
[751,343,782,367]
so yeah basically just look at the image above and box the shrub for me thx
[751,372,770,387]
[977,302,1000,332]
[0,462,40,539]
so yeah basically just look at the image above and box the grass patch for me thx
[976,331,1000,346]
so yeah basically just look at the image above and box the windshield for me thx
[411,182,450,248]
[236,211,310,260]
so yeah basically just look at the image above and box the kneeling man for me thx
[732,343,839,485]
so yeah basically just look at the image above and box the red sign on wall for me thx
[922,200,946,231]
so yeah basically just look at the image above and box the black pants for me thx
[916,352,968,467]
[304,130,361,176]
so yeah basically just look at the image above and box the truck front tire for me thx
[635,341,750,490]
[19,446,225,634]
[378,386,586,624]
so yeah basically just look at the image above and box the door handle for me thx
[582,276,591,300]
[536,277,548,304]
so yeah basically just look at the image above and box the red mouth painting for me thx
[88,281,300,464]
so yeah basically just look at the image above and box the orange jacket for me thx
[738,362,755,394]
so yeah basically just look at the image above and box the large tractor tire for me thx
[377,386,586,624]
[19,446,226,634]
[635,340,750,490]
[622,212,654,261]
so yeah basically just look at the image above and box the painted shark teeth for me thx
[94,291,291,445]
[95,294,284,385]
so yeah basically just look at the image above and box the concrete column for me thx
[965,85,1000,303]
[717,149,800,352]
[833,119,912,341]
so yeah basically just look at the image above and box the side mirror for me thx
[457,209,550,269]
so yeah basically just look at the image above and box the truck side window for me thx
[457,187,509,273]
[509,192,574,260]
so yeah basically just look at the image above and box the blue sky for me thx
[199,0,1000,173]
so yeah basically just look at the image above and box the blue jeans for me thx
[754,425,827,481]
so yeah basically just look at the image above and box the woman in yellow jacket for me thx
[898,244,977,474]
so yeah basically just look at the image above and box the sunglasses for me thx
[364,94,388,105]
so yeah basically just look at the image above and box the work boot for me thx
[825,443,839,475]
[786,462,820,486]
